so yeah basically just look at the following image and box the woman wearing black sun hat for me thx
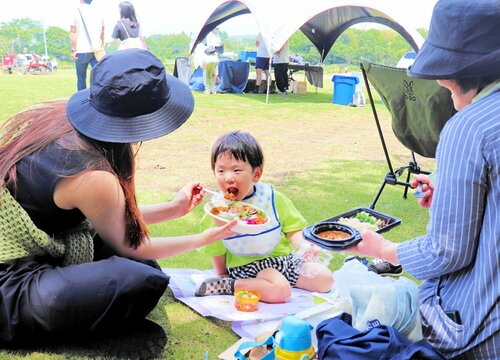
[0,49,236,356]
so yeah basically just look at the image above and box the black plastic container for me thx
[303,222,362,251]
[302,207,401,251]
[326,206,401,234]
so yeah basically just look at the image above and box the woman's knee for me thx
[109,257,169,296]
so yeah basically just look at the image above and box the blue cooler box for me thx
[332,75,359,105]
[237,51,257,62]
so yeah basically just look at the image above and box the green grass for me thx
[0,69,431,359]
[0,70,76,119]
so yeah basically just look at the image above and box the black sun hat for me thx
[408,0,500,80]
[67,49,194,143]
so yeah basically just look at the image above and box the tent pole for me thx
[266,56,272,105]
[317,49,325,94]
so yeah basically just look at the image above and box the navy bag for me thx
[316,313,444,360]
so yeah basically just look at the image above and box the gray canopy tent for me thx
[189,0,425,101]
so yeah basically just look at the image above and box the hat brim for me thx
[66,74,194,143]
[408,41,500,80]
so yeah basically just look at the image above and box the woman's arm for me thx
[131,225,236,260]
[349,230,400,265]
[54,171,235,259]
[69,25,78,60]
[140,183,205,224]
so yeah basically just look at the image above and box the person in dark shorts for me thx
[254,32,270,94]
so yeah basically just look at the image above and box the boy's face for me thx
[214,152,262,201]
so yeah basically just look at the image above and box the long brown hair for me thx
[0,100,148,248]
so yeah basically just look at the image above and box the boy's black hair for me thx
[211,131,264,170]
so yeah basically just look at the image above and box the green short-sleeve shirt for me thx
[198,186,307,268]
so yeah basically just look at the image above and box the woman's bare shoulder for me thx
[54,170,121,210]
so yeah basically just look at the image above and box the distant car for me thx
[396,51,416,68]
[14,53,49,74]
[2,55,15,74]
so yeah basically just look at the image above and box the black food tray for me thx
[303,225,362,251]
[325,206,401,234]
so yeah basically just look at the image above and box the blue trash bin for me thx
[332,75,360,105]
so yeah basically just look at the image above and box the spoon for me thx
[413,182,425,199]
[203,188,238,202]
[203,188,219,197]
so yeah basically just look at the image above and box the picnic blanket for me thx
[163,263,420,343]
[162,268,342,340]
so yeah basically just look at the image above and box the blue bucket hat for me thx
[67,49,194,143]
[408,0,500,80]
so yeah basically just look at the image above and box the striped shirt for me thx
[397,81,500,359]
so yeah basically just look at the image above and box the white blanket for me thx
[163,268,342,340]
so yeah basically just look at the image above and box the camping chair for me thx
[359,59,456,209]
[173,56,191,85]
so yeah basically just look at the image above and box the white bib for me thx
[222,183,282,256]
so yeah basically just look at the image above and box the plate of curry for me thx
[302,222,361,251]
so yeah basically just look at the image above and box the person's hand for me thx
[411,174,434,208]
[199,219,238,246]
[173,182,205,216]
[71,52,78,61]
[346,229,399,264]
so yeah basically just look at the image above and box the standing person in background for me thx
[348,0,499,358]
[201,45,219,94]
[69,0,104,91]
[111,1,146,51]
[51,58,58,72]
[253,32,270,94]
[273,40,289,94]
[206,27,224,55]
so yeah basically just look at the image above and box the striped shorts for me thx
[228,254,304,287]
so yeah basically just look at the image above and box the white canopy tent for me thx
[189,0,425,101]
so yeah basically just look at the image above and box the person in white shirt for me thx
[206,27,223,55]
[69,0,105,90]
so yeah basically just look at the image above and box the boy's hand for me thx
[286,230,306,250]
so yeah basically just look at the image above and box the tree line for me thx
[0,18,426,67]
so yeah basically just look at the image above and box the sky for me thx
[0,0,438,41]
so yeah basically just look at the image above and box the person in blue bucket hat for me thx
[347,0,499,358]
[0,49,237,357]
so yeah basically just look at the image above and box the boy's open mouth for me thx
[226,187,239,198]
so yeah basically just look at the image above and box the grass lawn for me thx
[0,68,433,359]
